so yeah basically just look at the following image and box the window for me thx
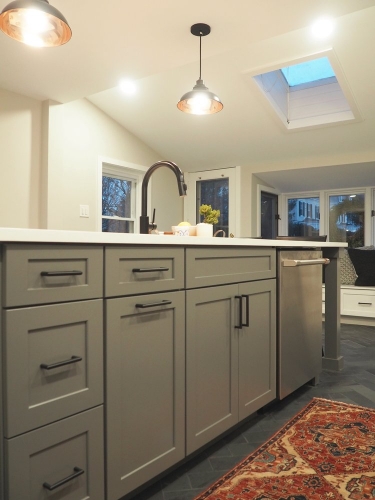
[99,158,147,233]
[287,196,320,237]
[196,177,229,236]
[102,174,135,233]
[184,168,238,237]
[281,188,374,246]
[328,193,365,247]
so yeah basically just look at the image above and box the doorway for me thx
[261,191,279,239]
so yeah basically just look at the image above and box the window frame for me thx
[98,157,148,233]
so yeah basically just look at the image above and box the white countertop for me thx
[0,228,348,248]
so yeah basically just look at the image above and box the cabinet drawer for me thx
[186,247,276,288]
[5,406,104,500]
[3,300,103,437]
[3,244,103,307]
[105,246,184,297]
[342,289,375,317]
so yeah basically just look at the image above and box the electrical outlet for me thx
[80,205,89,217]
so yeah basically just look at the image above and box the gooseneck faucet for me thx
[140,160,188,234]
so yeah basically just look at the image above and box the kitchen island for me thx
[0,228,346,500]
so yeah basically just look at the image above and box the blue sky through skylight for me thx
[281,57,335,86]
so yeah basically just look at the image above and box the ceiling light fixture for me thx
[119,79,137,95]
[177,23,223,115]
[311,18,334,39]
[0,0,71,47]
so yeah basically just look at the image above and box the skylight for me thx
[281,57,335,87]
[248,51,359,130]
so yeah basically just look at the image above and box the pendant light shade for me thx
[177,23,223,115]
[0,0,71,47]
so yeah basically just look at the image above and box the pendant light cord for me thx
[199,32,202,79]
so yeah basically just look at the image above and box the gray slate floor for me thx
[125,323,375,500]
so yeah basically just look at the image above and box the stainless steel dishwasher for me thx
[277,249,329,399]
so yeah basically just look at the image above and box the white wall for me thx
[43,98,183,232]
[0,91,183,231]
[0,89,42,228]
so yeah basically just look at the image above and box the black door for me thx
[261,191,279,239]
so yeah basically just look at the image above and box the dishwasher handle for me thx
[282,258,330,267]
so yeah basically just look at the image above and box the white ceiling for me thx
[1,0,375,187]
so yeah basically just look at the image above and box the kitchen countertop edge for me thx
[0,228,348,248]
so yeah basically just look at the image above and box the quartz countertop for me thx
[0,228,348,247]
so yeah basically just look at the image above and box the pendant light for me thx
[177,23,223,115]
[0,0,71,47]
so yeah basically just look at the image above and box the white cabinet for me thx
[323,285,375,318]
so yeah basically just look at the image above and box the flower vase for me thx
[196,223,213,237]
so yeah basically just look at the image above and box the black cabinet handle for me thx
[135,300,172,309]
[40,356,82,370]
[242,294,250,327]
[132,267,169,273]
[358,302,372,305]
[41,270,83,277]
[235,295,242,329]
[43,467,84,491]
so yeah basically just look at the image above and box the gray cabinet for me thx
[1,244,105,500]
[186,285,239,454]
[186,249,276,455]
[238,280,276,421]
[106,290,185,500]
[0,242,277,500]
[3,300,103,437]
[5,406,104,500]
[105,246,184,297]
[3,244,103,307]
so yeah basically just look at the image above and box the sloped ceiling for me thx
[1,0,375,188]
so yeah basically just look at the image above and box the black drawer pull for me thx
[43,467,84,491]
[242,294,250,327]
[40,356,82,370]
[135,300,172,309]
[358,302,372,305]
[132,267,169,273]
[41,270,83,277]
[235,295,242,329]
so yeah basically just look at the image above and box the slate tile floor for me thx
[126,323,375,500]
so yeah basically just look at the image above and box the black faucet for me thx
[140,160,188,234]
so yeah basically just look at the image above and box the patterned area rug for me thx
[194,398,375,499]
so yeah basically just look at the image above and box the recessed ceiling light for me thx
[119,80,137,95]
[311,18,334,39]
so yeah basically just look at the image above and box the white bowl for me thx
[172,225,197,236]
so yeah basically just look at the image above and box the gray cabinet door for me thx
[238,280,276,421]
[186,285,239,455]
[106,291,185,500]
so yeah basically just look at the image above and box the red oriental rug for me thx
[194,397,375,499]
